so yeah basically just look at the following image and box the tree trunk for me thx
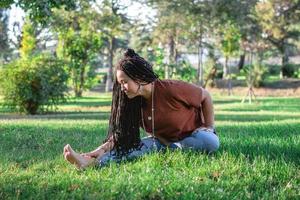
[77,60,87,97]
[105,37,114,92]
[238,53,245,71]
[281,43,289,79]
[197,32,203,86]
[223,56,228,79]
[166,34,175,79]
[73,68,81,97]
[225,56,232,95]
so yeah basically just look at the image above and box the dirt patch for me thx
[208,87,300,97]
[208,78,300,97]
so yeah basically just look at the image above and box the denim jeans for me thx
[97,128,220,167]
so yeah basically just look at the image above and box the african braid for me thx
[104,48,158,156]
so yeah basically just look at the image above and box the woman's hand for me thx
[81,139,114,159]
[81,152,99,158]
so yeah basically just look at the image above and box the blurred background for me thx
[0,0,299,114]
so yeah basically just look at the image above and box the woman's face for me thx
[116,70,140,99]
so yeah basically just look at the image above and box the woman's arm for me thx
[201,88,215,129]
[82,137,114,158]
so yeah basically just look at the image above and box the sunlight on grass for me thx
[0,94,299,199]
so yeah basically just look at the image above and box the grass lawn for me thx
[0,93,299,199]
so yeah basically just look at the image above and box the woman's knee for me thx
[208,136,220,153]
[193,131,220,152]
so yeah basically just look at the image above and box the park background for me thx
[0,0,299,199]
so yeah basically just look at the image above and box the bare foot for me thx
[63,144,95,170]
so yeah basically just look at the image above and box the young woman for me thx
[63,49,220,169]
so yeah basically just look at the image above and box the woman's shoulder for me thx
[156,79,201,90]
[155,79,203,105]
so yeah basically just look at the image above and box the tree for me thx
[219,21,241,95]
[94,0,130,92]
[19,17,37,58]
[0,0,77,24]
[0,17,68,114]
[0,54,68,114]
[254,0,300,78]
[0,9,10,64]
[148,1,187,79]
[182,0,216,86]
[53,1,103,97]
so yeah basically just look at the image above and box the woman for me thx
[63,48,220,170]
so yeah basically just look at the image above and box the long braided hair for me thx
[104,48,158,156]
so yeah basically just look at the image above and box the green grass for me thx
[0,94,299,199]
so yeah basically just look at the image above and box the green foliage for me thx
[20,18,37,59]
[242,64,268,88]
[283,63,300,78]
[254,0,300,78]
[203,58,222,87]
[60,29,102,96]
[268,63,300,78]
[0,54,69,114]
[220,22,241,57]
[172,60,197,83]
[265,64,281,75]
[0,0,76,24]
[295,67,300,78]
[147,47,196,82]
[254,0,300,41]
[147,47,165,79]
[53,4,104,97]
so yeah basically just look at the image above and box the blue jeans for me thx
[97,128,220,167]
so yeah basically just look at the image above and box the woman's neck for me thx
[141,82,153,100]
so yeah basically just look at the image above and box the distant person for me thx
[63,48,220,169]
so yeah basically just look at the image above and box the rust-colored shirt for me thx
[141,79,204,142]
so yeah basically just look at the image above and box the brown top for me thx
[141,79,204,142]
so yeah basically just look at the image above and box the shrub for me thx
[0,54,69,114]
[242,64,268,88]
[295,67,300,78]
[283,64,300,78]
[203,58,222,87]
[172,60,197,82]
[265,64,281,75]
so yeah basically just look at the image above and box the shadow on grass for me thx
[213,99,242,104]
[218,123,300,166]
[0,97,112,114]
[220,142,300,165]
[67,96,111,100]
[1,120,299,170]
[219,105,300,112]
[0,112,111,120]
[0,124,109,167]
[60,100,111,107]
[216,113,300,122]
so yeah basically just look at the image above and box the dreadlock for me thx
[104,48,158,156]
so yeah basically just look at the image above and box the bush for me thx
[283,64,300,78]
[295,67,300,78]
[172,60,197,82]
[0,54,69,114]
[203,58,222,87]
[265,64,281,75]
[242,64,268,88]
